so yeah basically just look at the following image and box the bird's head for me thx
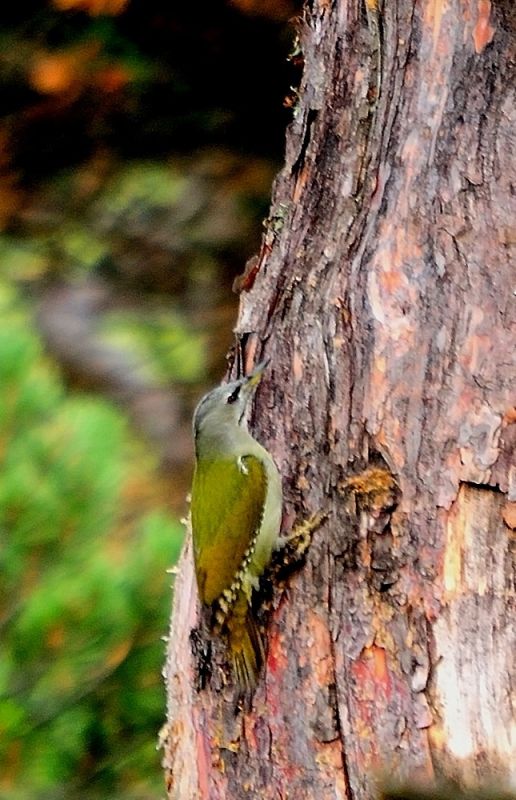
[193,359,269,446]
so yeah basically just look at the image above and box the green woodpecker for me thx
[191,360,282,688]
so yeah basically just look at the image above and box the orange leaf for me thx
[52,0,128,15]
[94,65,132,93]
[30,53,80,95]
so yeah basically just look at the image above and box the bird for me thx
[190,359,282,689]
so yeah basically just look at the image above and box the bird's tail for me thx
[225,591,264,690]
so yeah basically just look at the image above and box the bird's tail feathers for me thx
[226,592,264,691]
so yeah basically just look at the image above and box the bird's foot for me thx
[277,510,328,567]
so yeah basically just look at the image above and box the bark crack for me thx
[327,541,353,800]
[291,107,319,179]
[329,629,353,800]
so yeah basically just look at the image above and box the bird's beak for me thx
[234,358,269,423]
[243,357,270,389]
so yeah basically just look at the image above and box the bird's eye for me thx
[227,387,240,404]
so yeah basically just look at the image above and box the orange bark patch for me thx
[194,717,211,800]
[502,501,516,530]
[352,645,392,702]
[503,406,516,425]
[443,496,464,595]
[372,644,389,685]
[370,355,387,389]
[293,164,310,203]
[472,0,495,54]
[379,267,403,294]
[292,349,304,381]
[425,0,447,49]
[307,610,333,685]
[266,627,289,677]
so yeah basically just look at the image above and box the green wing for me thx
[191,455,267,605]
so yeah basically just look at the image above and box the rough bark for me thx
[163,1,515,798]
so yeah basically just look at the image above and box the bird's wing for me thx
[191,454,267,605]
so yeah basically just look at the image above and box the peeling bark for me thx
[164,1,515,797]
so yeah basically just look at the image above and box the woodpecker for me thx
[190,360,282,688]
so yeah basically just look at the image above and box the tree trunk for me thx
[162,1,515,798]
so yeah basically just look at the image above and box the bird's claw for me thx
[278,510,328,565]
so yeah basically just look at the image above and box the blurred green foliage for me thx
[0,288,184,799]
[100,308,205,385]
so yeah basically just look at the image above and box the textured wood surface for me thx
[163,1,515,797]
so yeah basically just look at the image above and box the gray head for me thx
[193,360,269,445]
